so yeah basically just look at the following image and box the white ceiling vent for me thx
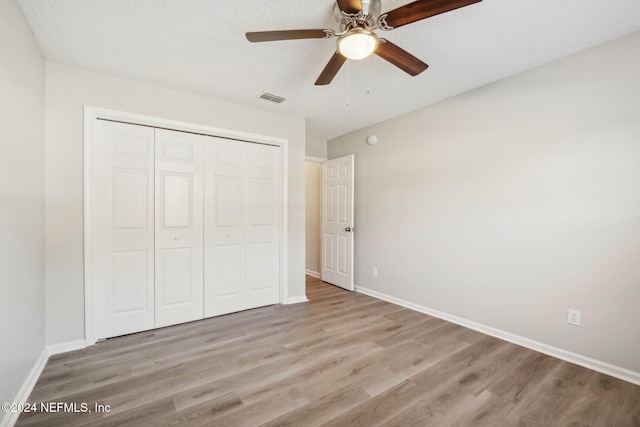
[259,92,286,103]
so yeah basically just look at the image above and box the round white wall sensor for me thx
[367,135,378,145]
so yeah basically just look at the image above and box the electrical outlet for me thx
[568,309,581,326]
[372,267,377,277]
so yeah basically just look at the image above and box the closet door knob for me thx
[174,236,180,241]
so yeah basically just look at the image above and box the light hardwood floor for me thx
[17,276,640,426]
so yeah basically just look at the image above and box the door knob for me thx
[174,236,180,241]
[345,227,354,232]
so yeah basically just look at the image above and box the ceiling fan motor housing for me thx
[334,0,381,31]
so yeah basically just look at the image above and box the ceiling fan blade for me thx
[374,40,428,76]
[380,0,482,29]
[246,29,331,42]
[315,52,347,86]
[336,0,362,14]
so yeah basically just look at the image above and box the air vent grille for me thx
[259,92,286,103]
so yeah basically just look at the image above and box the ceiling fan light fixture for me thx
[337,28,379,60]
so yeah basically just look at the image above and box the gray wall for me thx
[45,62,307,346]
[0,0,46,415]
[328,32,640,374]
[305,136,327,159]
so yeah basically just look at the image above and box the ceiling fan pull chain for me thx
[345,60,351,106]
[367,55,371,95]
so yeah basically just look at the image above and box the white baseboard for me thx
[305,269,320,278]
[1,348,49,427]
[284,295,309,305]
[356,285,640,386]
[0,339,89,427]
[47,339,87,356]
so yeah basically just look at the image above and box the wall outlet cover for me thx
[568,309,581,326]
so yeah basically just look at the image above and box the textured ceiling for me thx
[17,0,640,142]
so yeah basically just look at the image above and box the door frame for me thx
[83,106,289,346]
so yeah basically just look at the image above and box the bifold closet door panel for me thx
[154,129,204,328]
[96,120,156,339]
[203,137,281,317]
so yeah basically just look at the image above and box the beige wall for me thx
[0,0,46,415]
[305,162,322,276]
[45,62,307,346]
[329,32,640,375]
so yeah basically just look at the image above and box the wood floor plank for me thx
[179,387,308,427]
[550,371,640,427]
[78,333,353,417]
[261,384,371,427]
[320,337,513,426]
[365,340,524,426]
[237,340,385,405]
[499,361,595,426]
[16,276,640,426]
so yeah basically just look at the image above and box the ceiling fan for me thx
[246,0,482,86]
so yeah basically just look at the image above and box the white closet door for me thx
[204,137,280,317]
[97,120,155,339]
[154,129,204,327]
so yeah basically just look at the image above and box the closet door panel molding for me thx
[154,129,204,328]
[84,107,288,345]
[95,120,155,339]
[204,137,281,317]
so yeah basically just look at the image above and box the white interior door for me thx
[322,155,355,291]
[204,137,281,317]
[154,129,204,327]
[96,120,155,339]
